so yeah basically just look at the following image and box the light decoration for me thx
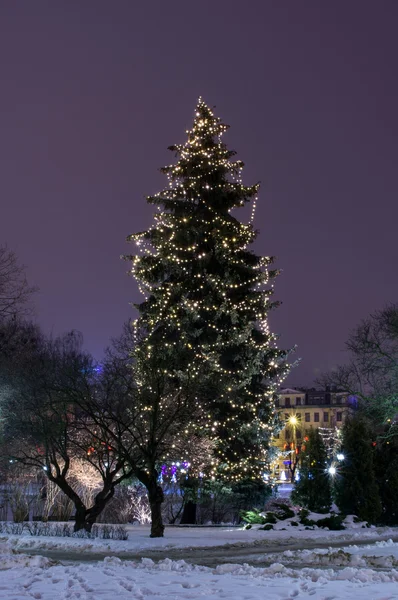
[318,427,341,461]
[276,410,303,482]
[125,98,290,481]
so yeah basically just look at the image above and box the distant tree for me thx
[334,416,382,523]
[320,305,398,438]
[0,245,36,322]
[0,328,133,532]
[291,428,332,513]
[373,434,398,525]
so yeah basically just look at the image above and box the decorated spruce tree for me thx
[126,98,289,483]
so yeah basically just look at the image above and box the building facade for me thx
[272,388,357,482]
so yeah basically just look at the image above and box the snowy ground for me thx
[1,522,398,599]
[2,538,398,599]
[2,520,397,557]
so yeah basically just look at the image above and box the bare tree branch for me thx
[0,245,37,321]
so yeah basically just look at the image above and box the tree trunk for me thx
[47,463,131,533]
[74,505,89,532]
[180,500,197,524]
[148,481,165,537]
[135,469,165,537]
[85,486,115,531]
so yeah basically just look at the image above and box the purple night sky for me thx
[1,1,397,386]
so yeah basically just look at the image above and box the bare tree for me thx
[0,328,133,531]
[1,320,211,537]
[0,245,36,321]
[77,322,213,537]
[320,304,398,437]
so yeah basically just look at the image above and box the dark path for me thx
[17,533,398,568]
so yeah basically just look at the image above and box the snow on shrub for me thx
[0,521,128,540]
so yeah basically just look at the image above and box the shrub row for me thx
[0,521,128,540]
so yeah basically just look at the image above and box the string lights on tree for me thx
[126,98,290,482]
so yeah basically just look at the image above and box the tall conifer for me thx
[126,99,289,480]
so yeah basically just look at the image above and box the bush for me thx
[298,508,315,527]
[196,479,273,525]
[259,523,273,531]
[271,502,295,520]
[240,508,267,525]
[315,514,345,530]
[263,512,277,524]
[0,521,128,540]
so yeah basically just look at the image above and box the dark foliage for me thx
[334,417,382,523]
[291,428,332,513]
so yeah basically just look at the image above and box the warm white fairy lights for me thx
[126,98,289,480]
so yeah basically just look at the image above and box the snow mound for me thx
[0,540,52,570]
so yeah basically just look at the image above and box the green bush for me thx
[298,508,315,526]
[259,523,273,531]
[240,508,267,525]
[272,502,295,520]
[263,511,277,524]
[316,514,345,530]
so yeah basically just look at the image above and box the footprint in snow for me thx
[119,581,135,592]
[181,582,200,588]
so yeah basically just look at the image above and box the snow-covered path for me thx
[15,532,398,568]
[4,522,397,558]
[2,548,398,600]
[2,526,398,599]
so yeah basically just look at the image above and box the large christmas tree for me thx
[126,98,289,482]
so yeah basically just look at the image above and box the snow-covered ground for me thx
[2,521,396,556]
[253,538,398,568]
[2,538,398,599]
